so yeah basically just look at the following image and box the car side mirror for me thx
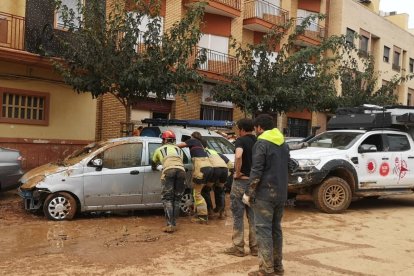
[358,144,377,153]
[92,158,103,171]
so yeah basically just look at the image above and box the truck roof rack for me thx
[327,105,414,130]
[141,118,234,129]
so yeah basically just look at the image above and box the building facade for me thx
[0,0,96,170]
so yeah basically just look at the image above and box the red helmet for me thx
[162,130,176,140]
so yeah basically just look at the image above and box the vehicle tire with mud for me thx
[313,177,352,213]
[43,192,77,220]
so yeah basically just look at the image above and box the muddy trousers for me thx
[201,183,225,212]
[230,179,257,252]
[161,168,186,227]
[193,183,208,217]
[252,198,285,274]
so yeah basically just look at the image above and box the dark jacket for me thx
[247,128,290,202]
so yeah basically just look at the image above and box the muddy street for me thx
[1,190,414,275]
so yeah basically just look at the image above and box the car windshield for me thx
[204,136,235,154]
[307,132,363,149]
[62,141,107,166]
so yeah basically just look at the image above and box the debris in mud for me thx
[104,234,161,247]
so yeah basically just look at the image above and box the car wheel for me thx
[43,192,77,220]
[179,191,194,216]
[313,177,352,213]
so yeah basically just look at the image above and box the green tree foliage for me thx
[335,43,412,109]
[212,15,342,117]
[212,16,412,116]
[51,0,206,122]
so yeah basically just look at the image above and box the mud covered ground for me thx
[1,190,414,275]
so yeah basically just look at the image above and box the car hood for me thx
[19,163,68,189]
[290,147,342,159]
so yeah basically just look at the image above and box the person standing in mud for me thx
[200,139,233,219]
[243,114,289,276]
[177,131,213,224]
[224,118,258,257]
[152,130,186,233]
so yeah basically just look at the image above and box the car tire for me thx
[179,191,194,216]
[313,177,352,213]
[43,192,77,221]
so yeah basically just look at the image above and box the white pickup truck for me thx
[289,106,414,213]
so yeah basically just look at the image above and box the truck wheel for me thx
[43,192,77,220]
[313,177,352,213]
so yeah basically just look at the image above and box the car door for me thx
[83,143,144,209]
[385,133,413,187]
[142,142,163,205]
[356,133,399,189]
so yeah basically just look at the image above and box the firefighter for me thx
[152,130,186,233]
[201,140,233,219]
[177,131,213,224]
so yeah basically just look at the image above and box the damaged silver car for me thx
[19,136,193,220]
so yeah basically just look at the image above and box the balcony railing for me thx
[296,17,325,42]
[211,0,241,10]
[392,63,401,72]
[192,47,238,76]
[0,12,25,50]
[244,0,289,26]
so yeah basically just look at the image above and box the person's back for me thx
[252,129,289,202]
[234,134,256,179]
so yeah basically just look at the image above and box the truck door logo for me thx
[366,160,376,174]
[379,162,390,176]
[393,157,408,179]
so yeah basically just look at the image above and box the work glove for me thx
[242,193,251,206]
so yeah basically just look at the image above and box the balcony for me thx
[295,17,325,45]
[184,0,241,18]
[243,0,289,32]
[0,12,25,50]
[392,63,401,72]
[190,47,238,78]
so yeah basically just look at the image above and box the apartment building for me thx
[0,0,96,170]
[105,0,329,140]
[2,0,413,168]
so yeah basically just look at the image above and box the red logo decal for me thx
[393,157,409,179]
[380,162,390,176]
[366,160,376,174]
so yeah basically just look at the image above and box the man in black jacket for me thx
[244,114,290,276]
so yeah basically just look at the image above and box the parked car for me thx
[0,147,24,192]
[18,136,194,220]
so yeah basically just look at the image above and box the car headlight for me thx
[296,159,320,169]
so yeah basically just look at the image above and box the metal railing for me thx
[211,0,241,10]
[296,17,325,42]
[244,0,289,26]
[0,12,25,50]
[194,47,238,76]
[392,63,401,71]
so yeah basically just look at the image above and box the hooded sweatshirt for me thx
[247,128,290,202]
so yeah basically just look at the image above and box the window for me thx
[359,35,369,55]
[102,143,143,169]
[346,28,355,45]
[409,58,414,73]
[200,105,233,121]
[0,88,49,125]
[287,118,310,138]
[297,9,319,31]
[383,46,390,63]
[203,137,235,155]
[361,134,384,151]
[199,34,229,54]
[55,0,83,29]
[408,89,414,106]
[386,134,410,151]
[393,46,401,71]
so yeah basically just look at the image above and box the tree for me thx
[50,0,206,123]
[212,16,344,117]
[334,46,413,109]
